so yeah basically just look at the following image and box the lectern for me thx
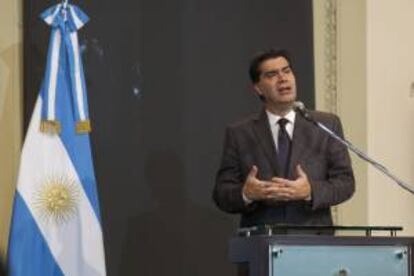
[229,225,414,276]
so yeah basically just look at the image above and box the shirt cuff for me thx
[242,191,253,205]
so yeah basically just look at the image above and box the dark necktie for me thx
[277,118,291,177]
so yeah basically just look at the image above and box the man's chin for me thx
[279,98,296,106]
[265,95,296,107]
[276,92,296,101]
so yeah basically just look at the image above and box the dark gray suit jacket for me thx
[213,109,355,228]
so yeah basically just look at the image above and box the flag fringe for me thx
[76,120,91,134]
[40,120,61,134]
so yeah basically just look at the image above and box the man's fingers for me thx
[264,185,292,198]
[271,176,285,183]
[266,191,291,201]
[296,164,306,178]
[271,177,292,187]
[248,165,258,179]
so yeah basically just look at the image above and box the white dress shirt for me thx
[266,109,296,149]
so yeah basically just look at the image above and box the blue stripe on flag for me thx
[78,47,90,119]
[40,4,61,26]
[64,31,81,122]
[8,193,64,276]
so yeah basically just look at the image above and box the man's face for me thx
[254,56,297,108]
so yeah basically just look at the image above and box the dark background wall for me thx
[24,0,314,275]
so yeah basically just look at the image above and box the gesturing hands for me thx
[242,165,275,201]
[242,165,312,202]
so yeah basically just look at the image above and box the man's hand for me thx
[269,164,312,201]
[242,165,277,201]
[242,165,312,203]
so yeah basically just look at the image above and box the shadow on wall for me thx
[119,148,236,276]
[0,256,6,276]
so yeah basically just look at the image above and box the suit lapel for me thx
[252,109,281,176]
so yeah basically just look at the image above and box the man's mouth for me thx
[278,86,291,93]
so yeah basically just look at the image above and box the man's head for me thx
[249,49,297,113]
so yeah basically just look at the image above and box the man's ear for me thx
[253,84,262,96]
[252,85,265,102]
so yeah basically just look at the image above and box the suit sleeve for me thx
[310,115,355,210]
[213,127,257,214]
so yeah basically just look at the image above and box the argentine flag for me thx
[7,3,106,276]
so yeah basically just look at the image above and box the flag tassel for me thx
[40,119,61,134]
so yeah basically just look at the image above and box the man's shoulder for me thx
[308,110,340,123]
[227,112,262,130]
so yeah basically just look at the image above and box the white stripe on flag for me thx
[70,32,86,120]
[47,30,61,120]
[69,6,85,30]
[44,4,61,25]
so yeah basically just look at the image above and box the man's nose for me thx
[278,73,288,82]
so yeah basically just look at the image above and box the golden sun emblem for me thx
[34,175,80,224]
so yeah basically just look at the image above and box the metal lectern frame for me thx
[229,225,413,276]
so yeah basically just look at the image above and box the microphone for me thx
[293,101,312,121]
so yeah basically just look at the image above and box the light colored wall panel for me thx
[0,0,23,255]
[315,0,414,235]
[335,0,368,227]
[367,0,414,235]
[313,0,368,227]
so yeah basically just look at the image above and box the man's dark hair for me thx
[248,48,293,84]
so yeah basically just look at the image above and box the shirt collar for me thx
[266,109,296,126]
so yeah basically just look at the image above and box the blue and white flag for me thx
[8,3,106,276]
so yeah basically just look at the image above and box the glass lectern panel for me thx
[271,245,409,276]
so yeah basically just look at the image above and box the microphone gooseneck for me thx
[293,101,414,195]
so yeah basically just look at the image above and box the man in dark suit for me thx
[213,49,355,230]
